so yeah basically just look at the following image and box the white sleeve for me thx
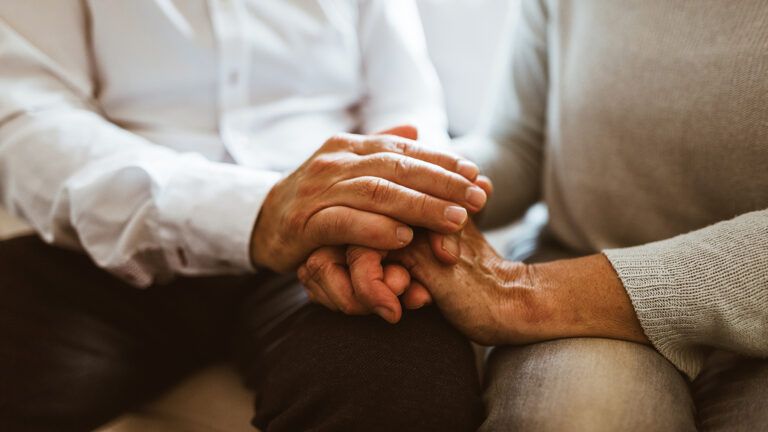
[356,0,449,145]
[0,3,280,287]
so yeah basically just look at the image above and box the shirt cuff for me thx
[154,156,281,276]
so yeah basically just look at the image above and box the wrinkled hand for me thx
[300,178,492,324]
[298,246,419,321]
[392,224,649,347]
[388,223,535,345]
[250,125,487,272]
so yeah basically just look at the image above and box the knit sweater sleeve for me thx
[603,209,768,380]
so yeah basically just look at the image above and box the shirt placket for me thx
[209,0,250,118]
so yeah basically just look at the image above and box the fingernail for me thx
[396,226,413,244]
[442,235,460,259]
[374,307,395,323]
[444,206,468,226]
[465,186,487,209]
[456,160,479,180]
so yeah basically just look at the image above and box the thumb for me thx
[375,124,419,141]
[429,232,461,264]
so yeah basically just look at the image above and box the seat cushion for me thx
[0,208,33,239]
[97,364,258,432]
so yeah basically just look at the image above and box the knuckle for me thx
[346,246,369,266]
[415,193,431,216]
[355,177,390,203]
[392,138,409,154]
[392,155,412,179]
[442,173,459,197]
[329,133,346,142]
[324,133,349,149]
[450,155,462,169]
[370,178,390,203]
[351,178,373,198]
[305,254,325,274]
[306,154,339,175]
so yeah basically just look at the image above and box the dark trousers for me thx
[0,236,482,431]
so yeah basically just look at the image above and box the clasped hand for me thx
[285,127,648,348]
[250,125,491,321]
[260,125,490,324]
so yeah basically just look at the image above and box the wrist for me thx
[489,260,549,344]
[249,216,273,270]
[249,182,284,272]
[528,254,649,344]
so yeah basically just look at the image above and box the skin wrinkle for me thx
[254,129,478,272]
[294,130,491,321]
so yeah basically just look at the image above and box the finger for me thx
[305,248,368,315]
[388,231,442,283]
[402,281,433,310]
[298,265,338,311]
[428,231,461,264]
[306,279,340,311]
[475,175,493,198]
[375,124,418,141]
[347,246,403,323]
[382,263,410,296]
[328,177,469,233]
[305,206,414,250]
[347,153,487,212]
[341,134,479,181]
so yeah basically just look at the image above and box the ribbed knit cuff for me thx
[603,246,708,380]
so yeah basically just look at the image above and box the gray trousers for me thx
[481,340,768,431]
[482,226,768,431]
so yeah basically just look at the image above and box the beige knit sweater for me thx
[464,0,768,379]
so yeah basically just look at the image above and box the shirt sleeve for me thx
[356,0,449,145]
[0,4,280,287]
[452,0,549,229]
[604,209,768,380]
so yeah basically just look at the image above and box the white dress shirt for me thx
[0,0,447,287]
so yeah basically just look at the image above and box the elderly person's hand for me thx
[303,218,651,346]
[386,223,650,346]
[298,178,491,324]
[250,125,487,273]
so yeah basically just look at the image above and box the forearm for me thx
[525,254,649,344]
[1,110,279,285]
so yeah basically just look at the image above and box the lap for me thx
[0,236,253,431]
[481,338,696,432]
[0,236,484,432]
[240,303,483,432]
[693,351,768,431]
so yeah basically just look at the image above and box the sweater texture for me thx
[466,0,768,379]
